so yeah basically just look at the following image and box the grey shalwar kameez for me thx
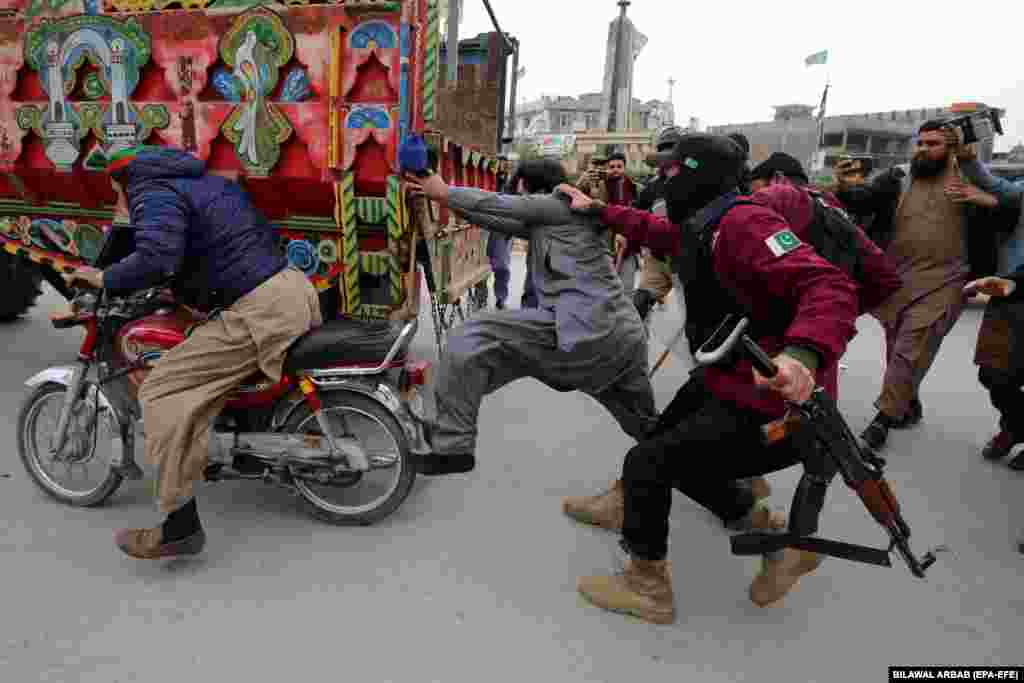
[430,187,657,456]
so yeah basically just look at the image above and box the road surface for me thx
[1,254,1019,682]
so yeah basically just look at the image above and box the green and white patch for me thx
[765,229,802,257]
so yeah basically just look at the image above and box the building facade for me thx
[709,103,1005,177]
[513,93,674,141]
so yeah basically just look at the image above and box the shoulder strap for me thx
[693,192,754,233]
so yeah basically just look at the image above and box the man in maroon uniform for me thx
[558,135,900,623]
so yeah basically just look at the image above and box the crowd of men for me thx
[74,119,1023,627]
[462,120,1024,623]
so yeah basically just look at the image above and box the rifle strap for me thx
[730,532,894,568]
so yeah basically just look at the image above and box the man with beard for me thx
[836,120,1007,450]
[579,153,640,296]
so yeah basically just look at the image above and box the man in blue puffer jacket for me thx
[68,146,322,560]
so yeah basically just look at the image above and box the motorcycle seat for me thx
[284,316,405,374]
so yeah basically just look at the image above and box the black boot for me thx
[633,289,657,322]
[981,430,1017,461]
[891,399,923,430]
[861,412,896,450]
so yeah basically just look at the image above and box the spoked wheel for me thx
[283,392,415,526]
[17,382,123,507]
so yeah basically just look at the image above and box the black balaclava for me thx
[660,134,745,225]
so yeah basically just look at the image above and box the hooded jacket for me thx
[103,148,286,308]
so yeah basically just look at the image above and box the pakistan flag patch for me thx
[765,229,802,257]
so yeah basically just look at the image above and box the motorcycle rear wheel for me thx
[17,381,123,507]
[282,392,416,526]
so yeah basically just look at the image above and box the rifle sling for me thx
[730,532,894,568]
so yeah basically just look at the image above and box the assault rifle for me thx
[694,315,944,578]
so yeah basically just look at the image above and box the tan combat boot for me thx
[562,480,624,531]
[748,548,822,607]
[577,557,675,624]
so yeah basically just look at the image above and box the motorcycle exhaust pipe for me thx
[208,432,379,470]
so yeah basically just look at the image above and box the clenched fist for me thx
[753,353,816,404]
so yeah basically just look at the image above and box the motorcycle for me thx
[16,282,434,526]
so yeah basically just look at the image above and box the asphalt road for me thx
[1,254,1020,682]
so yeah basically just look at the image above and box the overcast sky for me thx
[456,0,1024,151]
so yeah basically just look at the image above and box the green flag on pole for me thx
[805,49,828,66]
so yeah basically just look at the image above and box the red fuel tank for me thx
[114,309,192,368]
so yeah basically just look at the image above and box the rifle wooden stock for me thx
[760,411,804,445]
[854,478,900,527]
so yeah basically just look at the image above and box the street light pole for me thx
[446,0,461,86]
[606,0,630,156]
[505,37,520,147]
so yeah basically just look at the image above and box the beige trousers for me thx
[637,252,674,300]
[138,268,322,513]
[874,280,966,420]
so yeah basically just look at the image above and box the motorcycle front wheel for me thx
[17,381,123,507]
[282,392,416,526]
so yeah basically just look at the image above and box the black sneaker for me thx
[861,413,892,450]
[982,431,1017,461]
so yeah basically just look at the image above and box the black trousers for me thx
[622,376,806,561]
[979,366,1024,436]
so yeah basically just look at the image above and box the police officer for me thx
[556,134,880,623]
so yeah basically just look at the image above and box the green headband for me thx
[104,145,159,174]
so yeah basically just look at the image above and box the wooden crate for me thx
[429,225,491,305]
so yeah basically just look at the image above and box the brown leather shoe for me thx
[562,480,624,531]
[578,558,675,624]
[115,527,206,560]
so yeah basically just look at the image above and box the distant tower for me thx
[667,77,676,125]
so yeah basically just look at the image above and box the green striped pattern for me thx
[423,0,439,121]
[355,196,387,225]
[338,173,361,316]
[386,175,404,306]
[361,251,391,276]
[360,304,392,320]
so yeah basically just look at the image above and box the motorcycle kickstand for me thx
[110,422,144,480]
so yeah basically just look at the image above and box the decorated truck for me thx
[0,0,498,349]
